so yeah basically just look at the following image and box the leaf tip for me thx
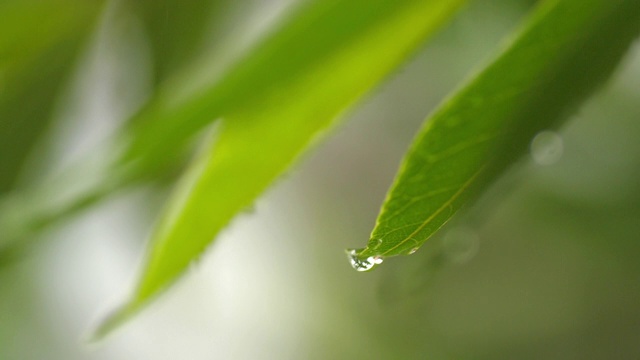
[86,301,141,344]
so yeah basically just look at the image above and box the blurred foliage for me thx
[93,0,466,338]
[130,0,225,84]
[0,0,639,358]
[0,0,104,194]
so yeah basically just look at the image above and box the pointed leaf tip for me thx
[359,0,640,262]
[98,0,467,333]
[88,303,139,343]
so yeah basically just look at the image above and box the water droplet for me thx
[530,130,563,165]
[347,249,384,272]
[442,227,479,264]
[408,247,419,255]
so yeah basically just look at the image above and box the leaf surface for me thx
[92,0,466,339]
[131,0,232,84]
[0,0,234,250]
[117,0,462,176]
[0,0,104,194]
[351,0,640,267]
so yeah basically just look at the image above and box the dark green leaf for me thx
[352,0,640,268]
[131,0,232,84]
[0,0,104,194]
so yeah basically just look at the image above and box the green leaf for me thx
[351,0,640,268]
[92,0,466,340]
[116,0,463,178]
[131,0,232,84]
[0,0,104,194]
[0,0,229,251]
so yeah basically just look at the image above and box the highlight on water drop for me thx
[346,249,384,272]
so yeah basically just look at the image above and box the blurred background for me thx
[1,0,640,359]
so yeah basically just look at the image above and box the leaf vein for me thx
[380,167,483,255]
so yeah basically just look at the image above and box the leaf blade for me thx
[0,0,104,194]
[118,0,464,176]
[93,0,466,339]
[356,0,640,261]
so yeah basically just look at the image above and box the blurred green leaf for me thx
[131,0,230,84]
[0,0,104,194]
[92,0,466,339]
[352,0,640,266]
[0,0,230,252]
[116,0,462,177]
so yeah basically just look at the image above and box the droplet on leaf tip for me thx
[346,249,384,272]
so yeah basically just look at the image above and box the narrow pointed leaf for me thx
[353,0,640,264]
[116,0,463,177]
[93,0,466,339]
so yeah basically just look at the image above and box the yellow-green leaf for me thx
[92,0,466,339]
